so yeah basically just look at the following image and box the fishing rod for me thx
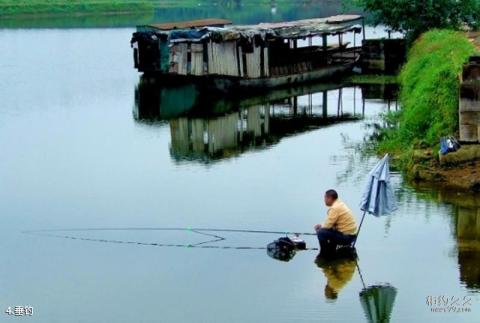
[22,227,318,236]
[22,227,319,251]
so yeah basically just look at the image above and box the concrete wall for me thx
[459,56,480,142]
[361,39,406,74]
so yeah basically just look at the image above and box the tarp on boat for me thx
[163,15,363,43]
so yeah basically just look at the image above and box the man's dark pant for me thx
[317,228,356,255]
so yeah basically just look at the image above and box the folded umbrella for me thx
[354,154,397,246]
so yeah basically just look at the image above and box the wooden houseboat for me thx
[131,15,364,92]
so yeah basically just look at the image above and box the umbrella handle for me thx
[355,259,367,289]
[352,210,367,247]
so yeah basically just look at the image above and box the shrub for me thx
[378,29,476,158]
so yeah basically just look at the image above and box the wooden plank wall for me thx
[178,43,188,75]
[169,39,270,79]
[168,44,179,74]
[238,46,245,77]
[191,43,204,76]
[168,43,188,75]
[245,45,262,78]
[263,47,269,77]
[208,40,239,76]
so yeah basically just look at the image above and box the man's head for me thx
[324,285,338,300]
[324,189,338,207]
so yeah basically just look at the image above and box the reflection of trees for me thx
[218,0,242,10]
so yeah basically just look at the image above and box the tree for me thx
[356,0,480,40]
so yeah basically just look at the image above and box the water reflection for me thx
[359,284,398,323]
[408,185,480,291]
[134,79,398,163]
[456,205,480,290]
[315,251,358,301]
[267,239,298,262]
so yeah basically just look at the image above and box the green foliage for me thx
[347,74,398,84]
[0,0,292,17]
[0,1,158,16]
[377,30,476,160]
[355,0,480,40]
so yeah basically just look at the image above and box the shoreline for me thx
[408,146,480,192]
[0,0,296,19]
[0,10,154,19]
[0,2,156,18]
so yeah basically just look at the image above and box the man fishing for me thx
[314,189,357,254]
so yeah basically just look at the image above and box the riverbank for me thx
[0,1,157,17]
[0,0,295,18]
[375,29,480,192]
[408,146,480,191]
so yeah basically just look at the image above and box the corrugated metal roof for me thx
[232,15,362,33]
[154,15,363,43]
[148,18,232,31]
[326,14,363,24]
[205,15,363,41]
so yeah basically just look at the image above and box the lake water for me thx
[1,3,479,323]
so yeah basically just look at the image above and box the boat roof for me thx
[147,18,232,31]
[228,15,363,38]
[141,15,363,43]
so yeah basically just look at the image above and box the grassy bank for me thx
[346,74,398,85]
[0,0,294,17]
[376,29,476,168]
[0,1,160,16]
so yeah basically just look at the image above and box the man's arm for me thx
[322,208,339,229]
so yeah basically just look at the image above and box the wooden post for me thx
[362,17,366,42]
[362,95,365,117]
[338,33,343,61]
[337,88,342,116]
[322,34,327,65]
[353,87,356,116]
[308,93,313,114]
[322,34,327,51]
[322,90,328,118]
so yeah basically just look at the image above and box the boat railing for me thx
[269,46,361,76]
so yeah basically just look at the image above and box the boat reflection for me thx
[134,77,396,163]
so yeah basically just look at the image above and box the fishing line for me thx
[22,227,319,251]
